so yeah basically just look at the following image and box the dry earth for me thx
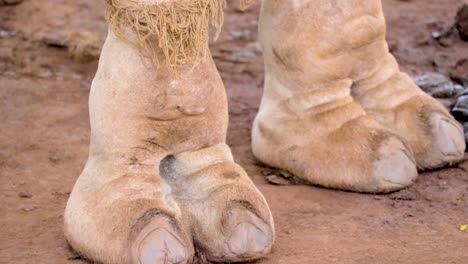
[1,0,467,263]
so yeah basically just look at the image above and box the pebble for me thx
[20,204,40,212]
[413,72,465,111]
[229,29,253,40]
[389,189,417,201]
[452,93,468,122]
[413,72,464,98]
[0,30,16,38]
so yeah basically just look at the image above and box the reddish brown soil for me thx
[1,0,468,263]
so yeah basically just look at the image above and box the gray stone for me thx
[464,123,468,146]
[413,72,464,98]
[452,94,468,122]
[413,72,466,111]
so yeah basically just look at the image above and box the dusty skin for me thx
[253,0,463,194]
[65,0,463,262]
[1,0,468,263]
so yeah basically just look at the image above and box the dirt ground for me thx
[1,0,468,263]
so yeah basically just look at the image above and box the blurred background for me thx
[1,0,467,263]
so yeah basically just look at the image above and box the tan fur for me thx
[105,0,226,69]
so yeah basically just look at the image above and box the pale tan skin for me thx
[64,29,274,264]
[252,0,465,193]
[65,0,465,263]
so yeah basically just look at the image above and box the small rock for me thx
[49,155,60,163]
[229,29,253,40]
[232,49,257,62]
[413,72,465,110]
[437,180,449,190]
[262,167,307,185]
[231,41,261,62]
[405,212,415,217]
[452,94,468,122]
[261,167,275,176]
[0,30,16,38]
[413,72,458,97]
[430,84,465,98]
[431,26,454,40]
[265,174,292,185]
[389,189,417,201]
[455,4,468,41]
[20,204,39,212]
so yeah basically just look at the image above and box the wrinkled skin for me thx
[252,0,464,193]
[64,0,465,263]
[64,30,274,264]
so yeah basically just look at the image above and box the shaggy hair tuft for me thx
[105,0,226,69]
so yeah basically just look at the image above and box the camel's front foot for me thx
[65,144,274,264]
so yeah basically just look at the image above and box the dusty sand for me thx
[1,0,467,263]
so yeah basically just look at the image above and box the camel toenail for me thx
[137,228,187,264]
[375,137,417,188]
[433,115,465,157]
[226,209,273,258]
